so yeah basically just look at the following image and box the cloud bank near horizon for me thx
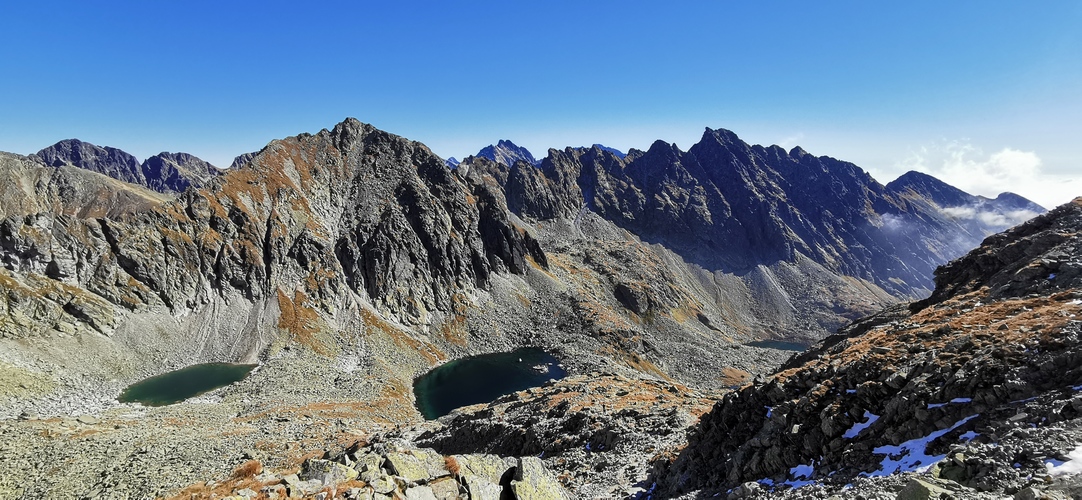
[895,139,1078,210]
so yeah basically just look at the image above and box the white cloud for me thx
[895,139,1078,210]
[939,205,1042,228]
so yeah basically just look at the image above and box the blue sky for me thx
[1,1,1079,208]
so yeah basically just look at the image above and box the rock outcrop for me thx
[417,372,719,498]
[662,197,1082,498]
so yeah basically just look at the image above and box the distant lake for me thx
[118,363,257,406]
[746,340,808,352]
[413,348,566,420]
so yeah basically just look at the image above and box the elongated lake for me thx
[118,363,257,406]
[413,348,566,420]
[746,340,808,351]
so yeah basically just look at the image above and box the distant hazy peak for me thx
[591,144,626,159]
[477,140,537,167]
[34,138,219,193]
[35,138,145,186]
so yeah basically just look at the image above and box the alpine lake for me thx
[413,348,567,420]
[118,363,257,406]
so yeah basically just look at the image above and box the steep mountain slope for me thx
[887,170,1044,235]
[511,131,1036,297]
[662,197,1082,498]
[459,129,1041,344]
[0,152,170,220]
[33,139,220,193]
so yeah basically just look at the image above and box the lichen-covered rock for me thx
[299,458,358,486]
[509,457,567,500]
[385,448,447,483]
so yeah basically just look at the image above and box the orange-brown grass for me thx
[361,308,446,364]
[718,367,752,387]
[772,288,1082,384]
[166,460,274,500]
[232,460,264,479]
[577,299,636,331]
[524,254,555,278]
[439,314,469,347]
[444,455,461,476]
[277,289,332,355]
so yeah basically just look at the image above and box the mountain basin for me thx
[746,340,808,351]
[118,363,257,406]
[413,348,566,420]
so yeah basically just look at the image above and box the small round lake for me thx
[413,348,566,420]
[118,363,257,406]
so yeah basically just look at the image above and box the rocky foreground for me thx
[660,198,1082,498]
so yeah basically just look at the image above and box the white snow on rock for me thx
[1047,444,1082,476]
[866,414,979,476]
[843,411,879,439]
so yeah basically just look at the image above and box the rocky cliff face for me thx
[662,197,1082,498]
[2,119,546,337]
[33,139,220,193]
[469,129,1035,301]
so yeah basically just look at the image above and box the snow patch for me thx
[866,414,979,476]
[928,397,972,409]
[1047,444,1082,476]
[843,411,879,439]
[757,461,818,490]
[785,463,815,488]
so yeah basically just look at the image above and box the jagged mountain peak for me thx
[477,139,537,167]
[700,126,745,147]
[141,151,219,193]
[789,145,810,159]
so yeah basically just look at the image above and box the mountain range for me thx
[0,118,1063,499]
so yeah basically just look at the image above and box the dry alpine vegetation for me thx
[0,118,1076,499]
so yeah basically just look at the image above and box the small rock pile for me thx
[206,438,568,500]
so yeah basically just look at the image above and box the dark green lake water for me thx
[747,340,808,351]
[413,348,566,420]
[118,363,257,406]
